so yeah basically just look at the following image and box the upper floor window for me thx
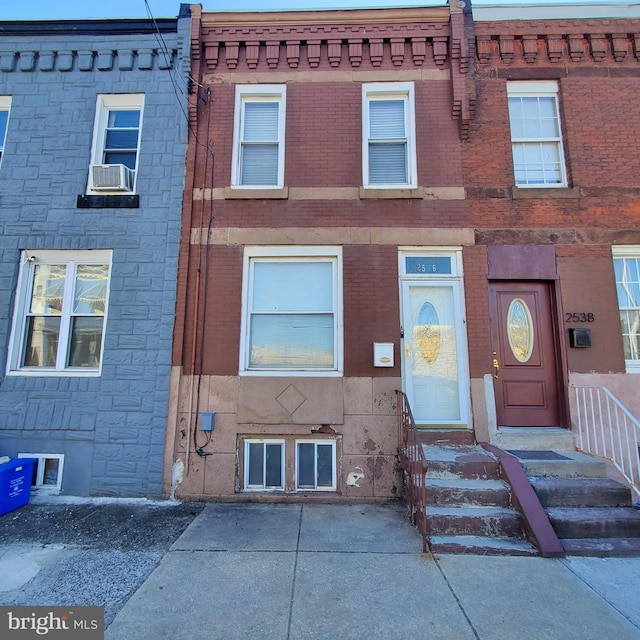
[362,82,417,189]
[7,250,112,376]
[87,94,144,194]
[0,96,12,168]
[240,246,343,375]
[507,81,567,187]
[613,247,640,373]
[232,85,286,188]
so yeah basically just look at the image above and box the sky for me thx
[0,0,603,21]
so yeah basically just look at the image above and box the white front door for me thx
[400,272,469,426]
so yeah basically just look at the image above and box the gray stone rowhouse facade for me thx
[0,10,190,496]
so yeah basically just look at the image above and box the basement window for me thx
[18,453,64,494]
[295,440,336,491]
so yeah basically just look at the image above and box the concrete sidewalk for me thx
[105,503,640,640]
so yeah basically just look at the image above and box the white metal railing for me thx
[573,385,640,496]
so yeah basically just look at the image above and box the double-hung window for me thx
[0,96,11,167]
[507,81,567,187]
[7,250,112,375]
[232,85,286,188]
[88,94,144,193]
[613,248,640,372]
[362,82,417,188]
[240,247,343,374]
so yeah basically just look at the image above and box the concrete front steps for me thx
[421,438,537,555]
[514,451,640,556]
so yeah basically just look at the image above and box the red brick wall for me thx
[344,245,400,377]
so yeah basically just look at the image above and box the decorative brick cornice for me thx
[198,10,455,72]
[474,20,640,66]
[0,48,176,73]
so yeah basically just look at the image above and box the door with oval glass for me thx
[401,280,468,425]
[489,281,561,427]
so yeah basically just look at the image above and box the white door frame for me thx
[398,249,470,427]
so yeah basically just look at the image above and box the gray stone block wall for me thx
[0,16,190,497]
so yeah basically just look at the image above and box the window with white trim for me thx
[0,96,11,167]
[244,439,285,490]
[7,250,112,376]
[507,81,567,187]
[88,94,144,194]
[362,82,416,188]
[296,440,336,491]
[18,453,64,494]
[232,85,286,188]
[613,247,640,372]
[240,247,343,374]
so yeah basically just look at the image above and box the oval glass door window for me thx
[507,298,534,362]
[416,301,440,364]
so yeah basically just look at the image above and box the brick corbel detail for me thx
[286,41,300,68]
[411,37,426,66]
[348,39,363,67]
[225,41,239,69]
[499,36,514,64]
[568,35,585,62]
[188,17,203,127]
[390,38,405,66]
[546,35,564,63]
[204,43,218,69]
[245,41,260,69]
[327,39,342,67]
[307,40,321,67]
[611,33,628,61]
[266,41,280,68]
[634,34,640,61]
[589,34,607,62]
[433,36,448,66]
[369,38,384,67]
[476,36,492,64]
[522,35,538,64]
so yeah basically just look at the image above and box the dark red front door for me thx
[489,282,561,427]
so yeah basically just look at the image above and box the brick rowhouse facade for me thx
[166,2,640,501]
[467,3,640,453]
[166,3,476,500]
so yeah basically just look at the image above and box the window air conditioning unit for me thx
[90,164,134,191]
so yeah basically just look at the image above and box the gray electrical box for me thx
[201,412,215,431]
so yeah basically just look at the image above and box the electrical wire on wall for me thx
[145,0,217,464]
[193,87,216,458]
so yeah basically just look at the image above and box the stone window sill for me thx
[224,187,289,199]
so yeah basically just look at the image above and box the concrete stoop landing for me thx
[421,441,538,556]
[516,452,640,557]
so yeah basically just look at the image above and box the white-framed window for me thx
[240,246,343,375]
[507,81,567,187]
[613,247,640,373]
[87,94,144,193]
[0,96,12,167]
[7,250,112,376]
[362,82,417,189]
[231,85,286,188]
[18,453,64,494]
[243,439,285,490]
[295,440,336,491]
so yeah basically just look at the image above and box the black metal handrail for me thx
[396,390,428,553]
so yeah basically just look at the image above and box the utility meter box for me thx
[373,342,394,367]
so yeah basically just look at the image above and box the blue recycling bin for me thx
[0,458,36,516]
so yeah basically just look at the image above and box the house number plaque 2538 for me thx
[565,312,595,323]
